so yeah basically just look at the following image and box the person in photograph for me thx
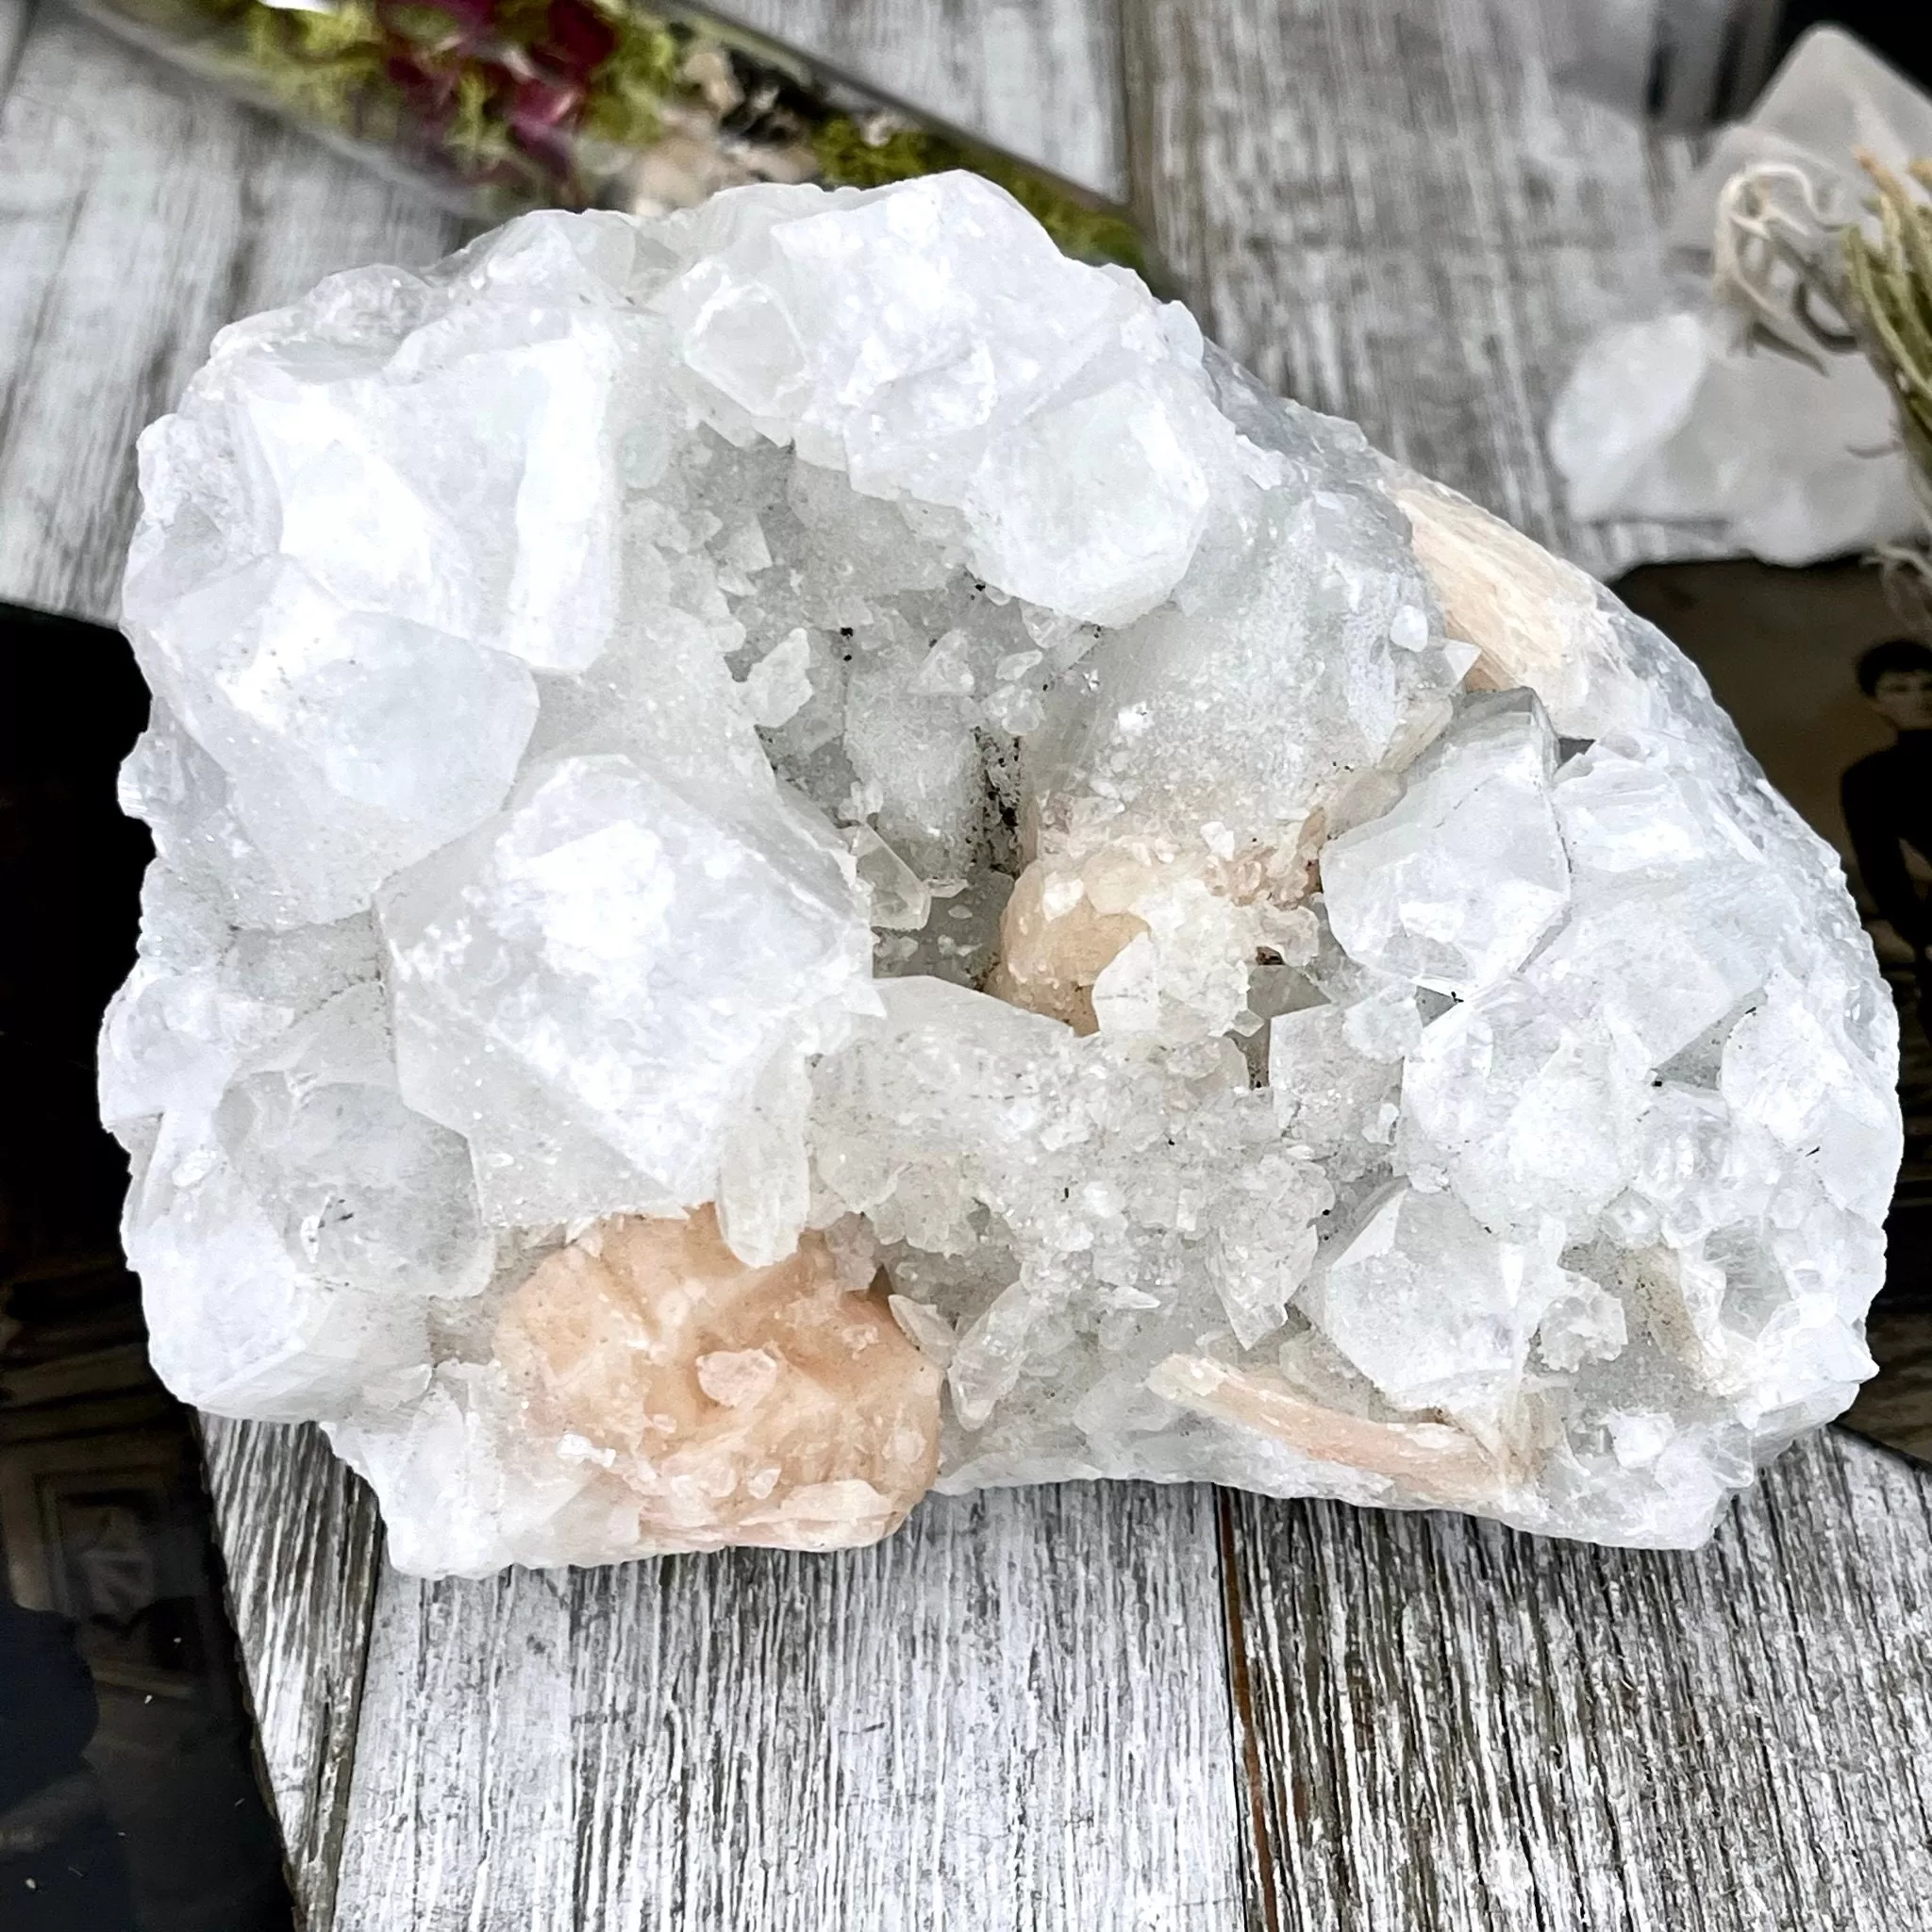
[1842,638,1932,1027]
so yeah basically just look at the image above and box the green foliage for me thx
[240,0,388,132]
[442,66,513,169]
[582,12,682,150]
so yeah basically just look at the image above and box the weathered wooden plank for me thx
[335,1483,1246,1931]
[198,1417,384,1932]
[717,0,1126,201]
[0,0,29,101]
[1123,0,1730,582]
[0,16,459,1926]
[1225,1428,1932,1932]
[0,3,463,626]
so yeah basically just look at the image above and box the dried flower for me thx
[78,0,1147,268]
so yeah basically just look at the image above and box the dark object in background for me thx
[0,1597,136,1928]
[1555,1,1788,131]
[1777,6,1932,92]
[0,604,294,1932]
[1559,4,1931,135]
[1663,4,1932,125]
[1659,0,1790,127]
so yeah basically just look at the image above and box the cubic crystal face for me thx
[378,751,871,1231]
[103,174,1900,1576]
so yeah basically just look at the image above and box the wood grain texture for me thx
[335,1484,1245,1932]
[715,0,1126,201]
[0,0,28,99]
[198,1418,383,1932]
[1123,0,1732,580]
[0,0,463,627]
[1224,1428,1932,1932]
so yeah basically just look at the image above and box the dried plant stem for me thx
[1714,149,1932,632]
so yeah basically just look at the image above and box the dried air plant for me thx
[1715,150,1932,627]
[1711,161,1860,370]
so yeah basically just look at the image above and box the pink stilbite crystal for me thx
[495,1208,941,1552]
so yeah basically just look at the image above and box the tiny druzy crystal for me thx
[102,175,1900,1575]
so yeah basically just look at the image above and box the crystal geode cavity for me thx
[103,174,1901,1575]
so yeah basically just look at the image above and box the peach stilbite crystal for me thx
[1145,1357,1507,1507]
[494,1209,941,1552]
[984,855,1152,1034]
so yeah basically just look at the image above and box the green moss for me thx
[380,5,460,48]
[582,13,682,151]
[241,0,387,131]
[442,66,513,169]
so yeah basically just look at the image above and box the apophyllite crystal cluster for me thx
[102,173,1900,1575]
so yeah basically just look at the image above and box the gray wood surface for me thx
[1227,1432,1932,1932]
[4,0,1930,1925]
[335,1484,1242,1932]
[199,1418,384,1932]
[1124,0,1729,578]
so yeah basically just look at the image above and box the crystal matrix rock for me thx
[104,173,1900,1575]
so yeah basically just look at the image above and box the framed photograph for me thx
[0,1431,208,1696]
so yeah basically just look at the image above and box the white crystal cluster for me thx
[103,174,1900,1575]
